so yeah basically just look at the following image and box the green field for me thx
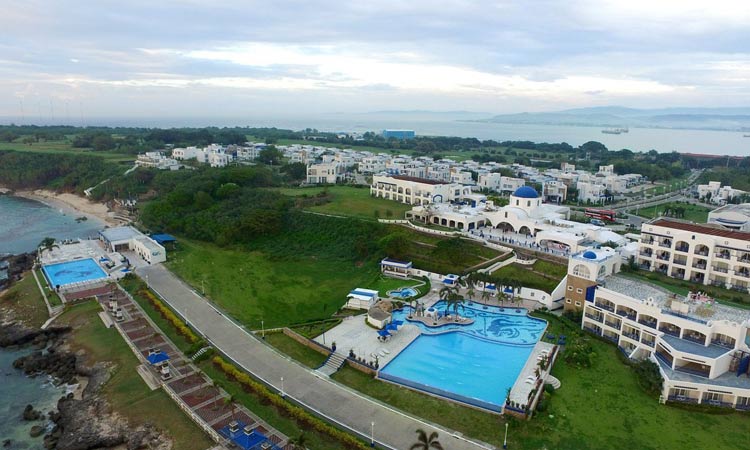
[265,333,328,368]
[283,185,412,220]
[166,239,380,329]
[0,272,50,328]
[0,140,135,162]
[634,202,712,223]
[491,261,565,293]
[360,275,425,297]
[58,302,213,450]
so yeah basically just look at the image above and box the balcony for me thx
[673,259,687,266]
[583,326,602,336]
[695,249,709,256]
[692,263,706,270]
[711,338,736,349]
[656,254,670,261]
[675,245,690,253]
[659,240,672,248]
[616,310,637,321]
[654,350,673,365]
[602,333,618,344]
[622,330,640,341]
[682,334,706,345]
[736,271,750,279]
[715,252,731,260]
[638,318,657,329]
[641,339,656,348]
[712,266,729,273]
[605,320,621,330]
[595,301,615,313]
[641,238,655,245]
[639,251,653,258]
[584,313,603,323]
[659,327,681,338]
[675,365,710,378]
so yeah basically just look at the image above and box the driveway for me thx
[136,264,496,450]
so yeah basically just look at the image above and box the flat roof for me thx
[660,334,732,359]
[391,175,449,185]
[710,203,750,216]
[650,218,750,241]
[99,226,143,243]
[656,357,750,390]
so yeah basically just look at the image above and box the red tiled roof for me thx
[651,219,750,241]
[391,175,449,185]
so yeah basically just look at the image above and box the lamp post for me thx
[280,376,284,397]
[261,320,265,339]
[370,421,375,447]
[201,279,205,295]
[503,422,509,449]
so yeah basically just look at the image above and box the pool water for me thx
[380,302,546,410]
[388,287,418,299]
[42,258,108,287]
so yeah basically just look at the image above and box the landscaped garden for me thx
[634,201,713,222]
[490,260,566,293]
[0,271,50,328]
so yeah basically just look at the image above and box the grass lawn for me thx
[330,314,749,450]
[635,202,713,222]
[264,333,328,368]
[491,263,564,292]
[35,268,62,306]
[0,140,135,162]
[305,186,412,220]
[0,271,49,328]
[57,301,213,450]
[620,270,750,309]
[166,239,380,329]
[360,275,425,297]
[199,360,350,450]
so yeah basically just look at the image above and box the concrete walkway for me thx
[137,264,495,450]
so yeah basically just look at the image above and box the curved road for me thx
[137,264,496,450]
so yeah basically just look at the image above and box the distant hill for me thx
[479,106,750,131]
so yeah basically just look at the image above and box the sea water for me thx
[0,348,66,448]
[0,195,103,255]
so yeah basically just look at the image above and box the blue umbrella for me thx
[377,330,390,337]
[392,320,404,326]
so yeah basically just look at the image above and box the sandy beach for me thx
[13,189,120,227]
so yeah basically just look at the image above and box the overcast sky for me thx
[1,0,749,123]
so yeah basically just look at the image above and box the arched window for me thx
[572,264,591,278]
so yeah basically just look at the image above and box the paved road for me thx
[137,264,496,450]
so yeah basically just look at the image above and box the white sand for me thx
[15,189,119,226]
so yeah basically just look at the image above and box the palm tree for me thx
[289,432,308,450]
[480,289,490,308]
[223,394,237,422]
[439,285,458,316]
[410,429,444,450]
[37,237,58,259]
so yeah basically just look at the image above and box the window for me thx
[527,201,531,207]
[575,301,581,306]
[576,288,583,294]
[567,286,573,291]
[566,299,572,304]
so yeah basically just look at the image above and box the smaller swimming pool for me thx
[387,287,418,299]
[42,258,108,288]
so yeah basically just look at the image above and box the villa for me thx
[99,226,167,265]
[564,248,750,410]
[370,174,473,205]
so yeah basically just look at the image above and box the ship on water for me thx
[601,127,629,135]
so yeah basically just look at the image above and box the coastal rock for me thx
[0,323,71,348]
[2,439,11,447]
[29,424,44,437]
[22,404,42,421]
[13,348,79,384]
[52,396,129,450]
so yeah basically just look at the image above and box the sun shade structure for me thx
[146,351,170,365]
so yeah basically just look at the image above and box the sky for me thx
[1,0,749,123]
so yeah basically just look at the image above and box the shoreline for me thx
[11,189,119,227]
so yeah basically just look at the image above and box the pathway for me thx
[137,264,495,450]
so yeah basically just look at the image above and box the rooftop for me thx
[390,175,450,185]
[656,357,750,391]
[660,334,732,359]
[710,203,750,216]
[99,226,144,242]
[649,218,750,242]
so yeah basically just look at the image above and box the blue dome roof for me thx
[582,250,598,260]
[512,186,539,199]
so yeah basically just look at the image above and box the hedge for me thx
[139,288,200,344]
[211,356,370,450]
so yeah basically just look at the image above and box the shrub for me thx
[139,288,200,344]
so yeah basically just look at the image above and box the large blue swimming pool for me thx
[42,258,108,288]
[380,302,546,411]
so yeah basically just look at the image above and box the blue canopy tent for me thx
[377,330,391,337]
[146,352,170,365]
[386,323,398,332]
[150,233,177,245]
[486,283,496,291]
[503,287,514,294]
[392,320,404,326]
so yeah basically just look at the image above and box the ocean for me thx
[0,348,67,448]
[0,195,104,256]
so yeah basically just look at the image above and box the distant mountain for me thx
[479,106,750,131]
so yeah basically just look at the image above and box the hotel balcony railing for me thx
[739,256,750,264]
[638,319,657,329]
[659,327,681,338]
[604,320,621,330]
[654,351,672,366]
[584,313,603,323]
[695,250,709,256]
[709,279,725,287]
[659,241,672,248]
[602,334,618,344]
[710,338,736,349]
[641,339,656,348]
[703,400,734,408]
[735,403,750,411]
[675,246,690,253]
[656,268,668,274]
[656,255,670,261]
[673,259,687,266]
[668,395,699,404]
[583,326,602,336]
[641,239,655,245]
[735,271,750,278]
[712,266,729,273]
[621,331,640,341]
[616,310,637,321]
[639,251,653,257]
[595,302,615,312]
[692,263,707,270]
[715,253,731,260]
[682,334,706,345]
[675,365,710,378]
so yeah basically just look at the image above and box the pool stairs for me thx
[317,352,347,376]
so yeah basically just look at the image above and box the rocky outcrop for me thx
[22,404,43,421]
[0,324,71,348]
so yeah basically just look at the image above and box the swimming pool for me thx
[42,258,108,288]
[380,302,546,411]
[387,287,418,299]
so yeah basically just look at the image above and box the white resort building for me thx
[564,248,750,410]
[99,226,167,264]
[636,218,750,293]
[370,175,473,205]
[708,203,750,232]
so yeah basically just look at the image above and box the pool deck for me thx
[507,341,555,408]
[314,317,421,367]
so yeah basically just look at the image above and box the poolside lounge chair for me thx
[380,348,391,355]
[378,350,387,357]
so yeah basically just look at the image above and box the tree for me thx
[257,146,284,165]
[288,433,308,450]
[37,237,58,257]
[410,429,444,450]
[378,233,410,260]
[280,162,307,181]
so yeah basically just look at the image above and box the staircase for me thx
[545,375,561,389]
[316,352,347,377]
[191,346,212,361]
